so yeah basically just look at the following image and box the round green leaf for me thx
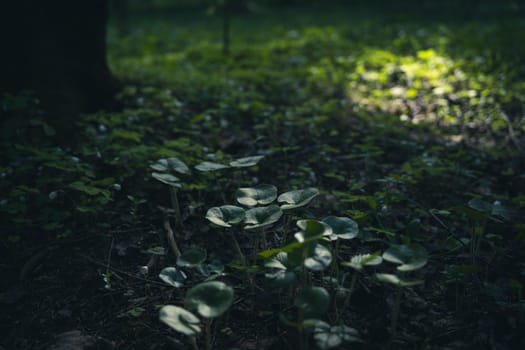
[278,188,319,210]
[205,205,245,228]
[146,246,166,256]
[294,220,332,242]
[236,184,277,207]
[382,244,428,271]
[304,244,332,271]
[229,155,264,168]
[197,260,225,278]
[468,198,492,213]
[150,157,190,174]
[195,161,229,172]
[185,281,234,318]
[159,267,187,288]
[159,305,201,336]
[323,216,358,240]
[244,205,283,230]
[151,172,181,187]
[177,248,207,268]
[265,270,296,288]
[264,252,290,270]
[294,287,330,318]
[341,253,383,271]
[313,321,361,350]
[375,273,423,287]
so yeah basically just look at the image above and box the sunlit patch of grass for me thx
[107,8,524,147]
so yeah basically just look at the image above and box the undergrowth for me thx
[1,5,524,350]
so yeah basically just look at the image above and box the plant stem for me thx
[390,287,403,342]
[169,187,182,229]
[343,272,358,309]
[229,231,246,266]
[164,219,181,258]
[190,336,199,350]
[205,319,212,350]
[222,0,230,56]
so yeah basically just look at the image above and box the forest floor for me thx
[1,5,525,350]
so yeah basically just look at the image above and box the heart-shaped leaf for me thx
[159,305,201,336]
[244,205,283,230]
[382,244,428,271]
[205,205,245,228]
[313,321,362,349]
[229,155,264,168]
[278,188,319,210]
[150,157,190,174]
[323,216,359,240]
[341,253,383,271]
[195,161,229,172]
[185,281,234,318]
[264,252,290,270]
[151,172,181,187]
[375,273,423,287]
[304,244,332,271]
[177,248,207,268]
[159,267,187,288]
[295,220,332,242]
[294,287,330,317]
[236,184,278,207]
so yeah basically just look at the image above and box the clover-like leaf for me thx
[278,188,319,210]
[197,260,225,278]
[265,270,297,288]
[177,248,207,268]
[195,161,229,172]
[304,244,332,271]
[185,281,234,318]
[229,155,264,168]
[382,244,428,271]
[468,198,493,213]
[159,267,187,288]
[294,287,330,318]
[264,252,290,270]
[244,205,283,230]
[236,184,277,207]
[313,321,362,350]
[375,273,423,287]
[205,205,245,227]
[323,216,359,240]
[159,305,201,336]
[295,219,333,242]
[151,172,181,187]
[341,253,383,271]
[150,157,190,174]
[145,246,166,256]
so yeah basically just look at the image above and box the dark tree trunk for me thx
[1,0,118,131]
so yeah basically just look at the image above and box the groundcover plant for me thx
[1,1,524,349]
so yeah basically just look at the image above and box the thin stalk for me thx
[229,231,246,266]
[205,319,213,350]
[390,287,403,342]
[297,308,305,350]
[343,272,358,309]
[164,219,181,258]
[169,187,182,229]
[330,240,340,278]
[190,336,199,350]
[222,0,230,56]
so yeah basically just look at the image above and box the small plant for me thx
[159,281,234,350]
[375,243,428,342]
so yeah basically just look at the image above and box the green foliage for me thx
[2,5,524,350]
